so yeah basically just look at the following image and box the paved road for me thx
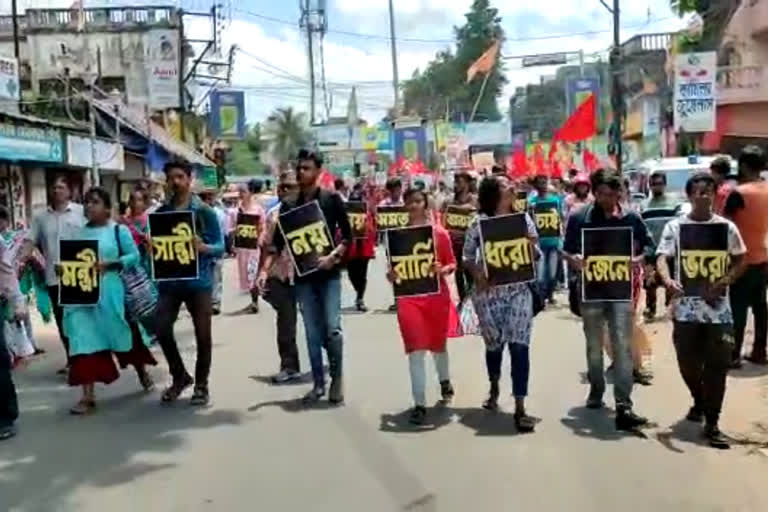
[2,255,768,512]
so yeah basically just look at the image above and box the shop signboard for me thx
[0,122,63,163]
[145,29,181,109]
[673,52,716,133]
[209,90,246,139]
[66,135,125,172]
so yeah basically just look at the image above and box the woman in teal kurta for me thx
[62,188,156,414]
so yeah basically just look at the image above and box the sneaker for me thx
[439,380,454,404]
[190,386,210,406]
[0,424,17,441]
[685,406,704,423]
[355,299,368,312]
[586,391,604,409]
[329,378,344,405]
[409,406,427,425]
[704,424,730,449]
[633,370,653,386]
[272,369,301,384]
[302,386,326,404]
[615,409,648,431]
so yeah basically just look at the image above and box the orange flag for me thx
[466,41,500,83]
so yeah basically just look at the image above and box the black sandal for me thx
[161,375,193,403]
[514,412,536,433]
[190,386,210,406]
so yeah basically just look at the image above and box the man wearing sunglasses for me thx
[259,151,353,404]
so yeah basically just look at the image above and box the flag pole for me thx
[469,72,490,123]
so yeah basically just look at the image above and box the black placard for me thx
[376,205,409,231]
[582,227,633,302]
[514,191,529,213]
[479,213,535,287]
[642,208,677,247]
[679,223,729,298]
[386,225,439,298]
[278,200,334,277]
[444,205,476,233]
[234,213,262,249]
[345,201,368,239]
[149,211,199,281]
[59,239,100,306]
[533,201,560,238]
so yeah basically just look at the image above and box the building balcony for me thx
[0,15,27,39]
[23,6,179,33]
[621,33,673,57]
[748,0,768,39]
[717,65,768,105]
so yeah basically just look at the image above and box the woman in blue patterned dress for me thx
[463,175,539,432]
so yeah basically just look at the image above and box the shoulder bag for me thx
[114,224,158,321]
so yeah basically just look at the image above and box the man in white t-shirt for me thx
[656,171,747,449]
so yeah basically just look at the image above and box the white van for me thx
[632,155,735,204]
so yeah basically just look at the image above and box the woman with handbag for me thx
[462,175,539,432]
[61,188,156,415]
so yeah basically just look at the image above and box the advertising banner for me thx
[0,55,20,106]
[149,211,198,281]
[58,240,100,306]
[565,77,600,116]
[386,225,439,298]
[0,122,62,163]
[145,29,180,109]
[674,52,717,133]
[209,90,246,139]
[393,123,427,163]
[479,213,535,287]
[66,135,125,172]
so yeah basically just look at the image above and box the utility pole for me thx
[178,11,186,143]
[306,4,316,125]
[11,0,20,111]
[602,0,623,174]
[388,0,400,116]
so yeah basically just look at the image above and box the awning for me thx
[87,97,214,167]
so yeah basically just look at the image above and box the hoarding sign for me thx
[209,90,246,139]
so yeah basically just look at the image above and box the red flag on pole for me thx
[555,94,597,143]
[533,143,546,176]
[582,149,599,173]
[510,149,529,178]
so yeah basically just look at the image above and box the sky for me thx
[3,0,689,126]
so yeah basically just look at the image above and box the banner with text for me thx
[534,201,560,238]
[234,213,262,249]
[376,205,409,232]
[443,205,476,233]
[387,225,439,298]
[278,201,333,277]
[679,223,729,298]
[345,201,368,239]
[479,213,535,287]
[59,240,100,306]
[149,211,198,281]
[674,51,716,133]
[582,227,633,302]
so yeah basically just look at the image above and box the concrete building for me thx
[712,0,768,152]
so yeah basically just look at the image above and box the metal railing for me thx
[15,6,178,32]
[621,33,674,56]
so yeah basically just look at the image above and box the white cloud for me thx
[188,0,687,126]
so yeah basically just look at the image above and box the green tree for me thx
[670,0,741,51]
[225,123,266,176]
[402,0,506,121]
[263,107,310,168]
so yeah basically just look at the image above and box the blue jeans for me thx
[537,246,559,300]
[485,343,530,398]
[295,276,343,388]
[581,301,634,409]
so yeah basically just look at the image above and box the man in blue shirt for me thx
[153,161,224,406]
[529,175,564,304]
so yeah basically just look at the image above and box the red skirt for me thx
[396,277,459,353]
[68,323,157,386]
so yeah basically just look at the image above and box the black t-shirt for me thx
[563,203,652,256]
[273,187,353,283]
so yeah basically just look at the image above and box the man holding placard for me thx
[530,175,564,305]
[564,169,653,431]
[441,171,477,304]
[152,162,224,407]
[261,149,352,405]
[656,172,746,448]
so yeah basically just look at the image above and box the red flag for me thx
[551,159,563,179]
[556,94,597,143]
[319,169,335,189]
[582,149,599,173]
[533,143,546,176]
[509,149,529,178]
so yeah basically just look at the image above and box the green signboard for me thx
[0,122,63,163]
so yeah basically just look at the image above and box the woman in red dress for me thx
[387,187,458,425]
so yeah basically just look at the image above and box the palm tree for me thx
[263,107,311,168]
